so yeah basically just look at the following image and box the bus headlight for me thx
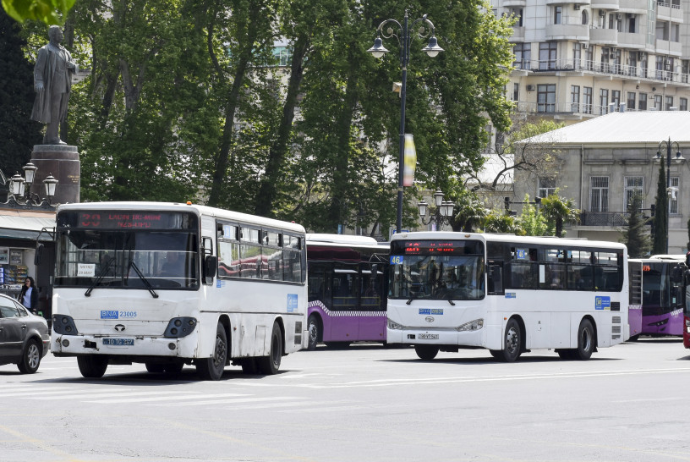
[164,317,197,338]
[456,319,484,332]
[53,315,79,335]
[388,320,404,330]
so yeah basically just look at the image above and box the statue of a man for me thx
[31,26,77,145]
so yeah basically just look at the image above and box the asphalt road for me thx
[1,338,689,462]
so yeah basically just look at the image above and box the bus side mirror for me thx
[672,265,684,283]
[34,244,44,265]
[204,255,218,280]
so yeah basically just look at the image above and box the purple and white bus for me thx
[629,255,685,339]
[306,234,389,350]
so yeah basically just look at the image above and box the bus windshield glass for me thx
[389,240,485,301]
[55,211,199,289]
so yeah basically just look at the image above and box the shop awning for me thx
[0,210,56,242]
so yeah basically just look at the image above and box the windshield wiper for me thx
[128,260,159,299]
[446,297,456,306]
[85,257,114,297]
[406,292,416,305]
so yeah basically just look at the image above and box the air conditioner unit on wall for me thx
[574,4,581,9]
[616,13,622,20]
[582,43,589,49]
[599,10,606,16]
[526,84,535,91]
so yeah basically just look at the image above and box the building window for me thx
[665,95,674,111]
[585,46,594,70]
[601,47,610,73]
[639,93,647,110]
[571,85,581,112]
[273,47,291,66]
[599,89,609,114]
[624,177,644,210]
[628,52,637,76]
[539,42,557,70]
[538,178,557,198]
[681,98,688,111]
[590,177,609,213]
[583,86,593,114]
[654,95,663,111]
[627,92,636,110]
[573,43,581,69]
[513,43,531,70]
[554,6,562,24]
[612,90,621,109]
[513,83,519,102]
[671,177,680,214]
[537,84,556,113]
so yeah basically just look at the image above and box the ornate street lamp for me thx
[417,191,454,230]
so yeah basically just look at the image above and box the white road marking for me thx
[85,392,251,404]
[156,396,305,407]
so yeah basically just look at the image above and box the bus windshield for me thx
[55,211,199,290]
[388,240,485,301]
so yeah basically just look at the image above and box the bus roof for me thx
[648,254,686,261]
[57,201,306,234]
[390,231,627,251]
[307,234,379,245]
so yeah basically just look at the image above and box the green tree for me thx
[2,0,75,25]
[621,193,651,258]
[517,194,548,236]
[483,210,519,234]
[0,8,42,179]
[653,160,668,254]
[447,187,487,232]
[540,191,579,237]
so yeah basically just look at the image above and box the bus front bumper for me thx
[386,327,485,347]
[51,333,199,358]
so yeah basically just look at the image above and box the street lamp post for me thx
[417,190,455,230]
[2,162,59,210]
[656,138,685,253]
[368,11,443,234]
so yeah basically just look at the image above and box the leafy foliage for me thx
[653,160,668,254]
[621,193,651,258]
[539,190,579,237]
[2,0,75,25]
[516,194,548,236]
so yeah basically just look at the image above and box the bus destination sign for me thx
[397,240,483,256]
[78,212,165,229]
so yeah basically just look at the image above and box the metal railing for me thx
[513,58,690,85]
[579,211,630,227]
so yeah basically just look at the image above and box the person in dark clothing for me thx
[19,277,39,314]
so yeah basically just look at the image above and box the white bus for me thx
[386,232,629,361]
[49,202,308,380]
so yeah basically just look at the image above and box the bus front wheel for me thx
[257,323,283,375]
[77,355,109,378]
[495,318,522,362]
[414,345,439,361]
[307,315,321,351]
[196,323,228,381]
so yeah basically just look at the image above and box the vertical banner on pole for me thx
[403,134,416,187]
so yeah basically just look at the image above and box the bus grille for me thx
[612,316,621,324]
[294,322,302,345]
[612,326,621,334]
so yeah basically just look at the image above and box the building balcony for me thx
[511,26,525,41]
[546,0,591,4]
[514,101,616,118]
[617,32,646,49]
[656,2,683,21]
[579,211,629,227]
[545,23,590,40]
[589,27,618,44]
[590,0,619,8]
[618,0,648,13]
[655,39,683,57]
[503,0,526,6]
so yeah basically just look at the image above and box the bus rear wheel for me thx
[257,323,282,375]
[414,345,439,361]
[574,319,595,360]
[495,318,522,362]
[78,355,109,378]
[196,323,228,381]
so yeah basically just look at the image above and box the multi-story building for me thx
[491,0,690,121]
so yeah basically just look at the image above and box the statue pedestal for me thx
[30,145,80,205]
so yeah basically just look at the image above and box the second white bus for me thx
[386,232,629,361]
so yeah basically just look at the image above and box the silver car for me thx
[0,294,50,373]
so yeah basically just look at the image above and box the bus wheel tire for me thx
[241,358,259,374]
[78,355,109,378]
[307,315,320,351]
[497,318,522,362]
[257,323,282,375]
[17,339,41,374]
[196,323,228,381]
[414,345,439,361]
[145,363,166,373]
[574,319,595,360]
[489,350,502,360]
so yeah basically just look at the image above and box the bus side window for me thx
[488,262,504,295]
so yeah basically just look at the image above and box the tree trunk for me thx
[254,33,310,217]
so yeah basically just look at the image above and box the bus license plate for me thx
[418,334,439,340]
[102,338,134,346]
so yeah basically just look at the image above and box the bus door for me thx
[330,264,359,341]
[359,263,386,341]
